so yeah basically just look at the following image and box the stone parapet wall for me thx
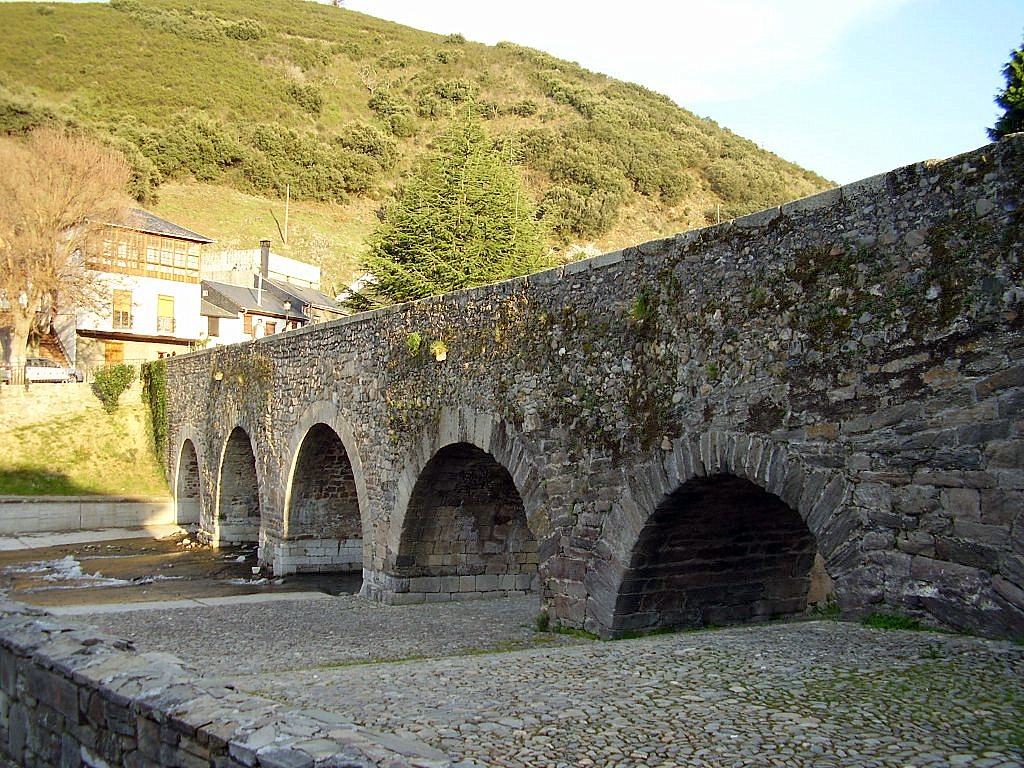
[0,598,452,768]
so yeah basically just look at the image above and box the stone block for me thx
[940,488,980,520]
[734,206,781,229]
[254,746,314,768]
[386,592,425,605]
[910,555,986,586]
[508,572,529,592]
[475,574,499,592]
[897,531,936,557]
[935,537,1001,571]
[852,482,893,514]
[781,186,842,214]
[496,574,517,591]
[975,365,1024,399]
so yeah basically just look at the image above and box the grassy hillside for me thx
[0,0,833,293]
[0,392,168,496]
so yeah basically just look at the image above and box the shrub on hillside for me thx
[225,18,266,41]
[102,135,161,204]
[286,82,324,116]
[138,114,243,182]
[244,123,380,201]
[433,79,477,103]
[0,88,61,135]
[508,99,538,117]
[368,91,416,137]
[541,184,626,240]
[336,121,398,169]
[93,363,136,414]
[544,77,598,119]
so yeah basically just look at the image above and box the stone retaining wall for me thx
[0,598,453,768]
[0,497,175,536]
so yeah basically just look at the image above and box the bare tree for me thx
[0,128,130,372]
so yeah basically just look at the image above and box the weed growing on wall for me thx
[141,359,168,461]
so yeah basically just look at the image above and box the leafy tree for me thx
[350,116,552,308]
[0,128,130,373]
[989,38,1024,140]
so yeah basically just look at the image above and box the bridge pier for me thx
[359,568,536,605]
[260,531,362,576]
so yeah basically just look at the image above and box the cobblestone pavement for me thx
[79,595,1024,768]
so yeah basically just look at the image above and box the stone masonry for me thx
[0,598,452,768]
[163,136,1024,640]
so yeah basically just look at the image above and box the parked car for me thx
[24,357,78,383]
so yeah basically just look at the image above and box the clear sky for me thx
[334,0,1024,185]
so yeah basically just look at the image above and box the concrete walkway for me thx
[0,524,185,551]
[46,590,333,615]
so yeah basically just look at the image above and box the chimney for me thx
[259,239,271,279]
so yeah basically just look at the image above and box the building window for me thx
[104,342,124,364]
[265,321,277,335]
[207,316,220,337]
[243,313,253,336]
[157,295,175,333]
[112,289,133,329]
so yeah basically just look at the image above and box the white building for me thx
[74,209,213,370]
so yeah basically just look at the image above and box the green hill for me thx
[1,0,833,293]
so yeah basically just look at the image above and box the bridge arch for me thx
[261,401,369,577]
[215,425,263,546]
[587,430,859,638]
[361,407,545,604]
[173,431,203,527]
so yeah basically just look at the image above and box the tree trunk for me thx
[7,303,35,377]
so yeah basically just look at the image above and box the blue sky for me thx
[336,0,1024,184]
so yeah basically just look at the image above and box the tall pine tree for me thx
[349,115,552,309]
[989,38,1024,140]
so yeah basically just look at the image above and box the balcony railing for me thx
[113,313,133,330]
[156,316,176,333]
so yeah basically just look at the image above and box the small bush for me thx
[93,363,136,413]
[405,331,422,355]
[534,610,550,632]
[433,78,477,103]
[508,100,538,117]
[286,82,324,116]
[225,18,266,41]
[435,48,461,65]
[861,612,922,631]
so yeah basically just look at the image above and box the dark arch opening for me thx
[217,427,260,544]
[282,423,362,574]
[613,474,822,635]
[396,442,537,597]
[289,423,360,539]
[175,439,200,526]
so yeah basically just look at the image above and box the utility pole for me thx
[284,184,290,245]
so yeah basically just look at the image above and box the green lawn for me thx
[0,401,169,497]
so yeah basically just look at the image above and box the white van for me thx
[24,357,78,383]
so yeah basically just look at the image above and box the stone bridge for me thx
[163,136,1024,640]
